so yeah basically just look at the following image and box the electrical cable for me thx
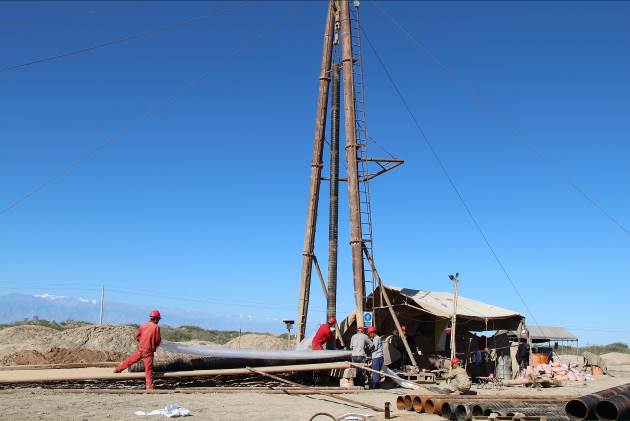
[370,0,630,238]
[360,26,541,326]
[0,2,253,73]
[0,4,300,217]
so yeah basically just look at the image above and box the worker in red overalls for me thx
[114,310,162,390]
[311,317,336,350]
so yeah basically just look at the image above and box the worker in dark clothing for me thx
[368,326,384,389]
[115,310,162,390]
[312,317,336,350]
[401,325,418,366]
[516,339,530,370]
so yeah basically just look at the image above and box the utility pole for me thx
[99,286,104,325]
[449,273,459,364]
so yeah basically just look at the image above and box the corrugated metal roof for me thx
[514,325,577,341]
[385,285,522,320]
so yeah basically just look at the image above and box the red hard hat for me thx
[444,327,452,334]
[451,357,461,365]
[328,317,336,325]
[401,325,408,332]
[149,310,161,319]
[367,326,377,334]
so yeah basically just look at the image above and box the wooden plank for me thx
[247,367,383,412]
[0,361,351,385]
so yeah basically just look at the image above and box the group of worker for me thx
[311,318,471,393]
[117,311,471,393]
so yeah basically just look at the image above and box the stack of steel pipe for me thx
[418,396,567,417]
[565,383,630,420]
[465,402,567,418]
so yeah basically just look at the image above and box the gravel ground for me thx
[1,374,629,421]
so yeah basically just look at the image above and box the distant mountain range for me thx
[0,293,281,333]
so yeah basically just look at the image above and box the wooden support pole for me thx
[449,273,459,364]
[247,366,383,412]
[362,246,419,371]
[313,255,345,348]
[296,0,336,343]
[339,0,366,325]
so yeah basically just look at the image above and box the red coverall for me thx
[311,323,332,350]
[116,321,161,389]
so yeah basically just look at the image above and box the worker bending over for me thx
[114,310,162,390]
[311,317,336,350]
[349,326,371,387]
[368,326,384,389]
[444,357,472,394]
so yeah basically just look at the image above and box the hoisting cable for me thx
[0,5,301,216]
[361,26,540,325]
[370,0,630,239]
[0,2,253,73]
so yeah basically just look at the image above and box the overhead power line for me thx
[0,5,300,217]
[0,2,253,73]
[371,1,630,239]
[361,27,540,326]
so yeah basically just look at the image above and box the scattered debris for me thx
[135,404,191,417]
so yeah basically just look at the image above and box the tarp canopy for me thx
[503,325,577,342]
[366,285,523,332]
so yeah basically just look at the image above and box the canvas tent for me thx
[339,285,523,356]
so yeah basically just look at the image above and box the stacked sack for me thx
[520,361,591,382]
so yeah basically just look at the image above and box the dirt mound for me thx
[602,352,630,366]
[0,325,57,345]
[51,325,137,353]
[0,326,59,360]
[1,347,126,366]
[224,334,287,350]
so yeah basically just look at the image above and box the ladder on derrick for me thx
[349,1,376,301]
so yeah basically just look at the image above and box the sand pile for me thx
[51,325,137,353]
[0,326,59,359]
[1,347,126,366]
[602,352,630,366]
[224,334,287,350]
[602,352,630,372]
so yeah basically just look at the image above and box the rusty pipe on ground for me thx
[595,390,630,420]
[395,396,405,410]
[455,403,473,421]
[566,383,630,420]
[412,395,424,413]
[402,394,413,410]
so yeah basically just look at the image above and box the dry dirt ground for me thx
[1,374,629,421]
[2,325,629,420]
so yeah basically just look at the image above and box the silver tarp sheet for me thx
[154,342,352,371]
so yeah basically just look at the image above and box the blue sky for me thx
[1,1,628,344]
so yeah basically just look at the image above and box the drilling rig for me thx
[295,0,404,347]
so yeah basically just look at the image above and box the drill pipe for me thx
[470,402,566,418]
[565,383,630,420]
[595,389,630,420]
[395,396,406,410]
[424,398,445,415]
[442,402,471,420]
[422,396,565,415]
[412,395,425,413]
[402,394,414,410]
[455,404,473,421]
